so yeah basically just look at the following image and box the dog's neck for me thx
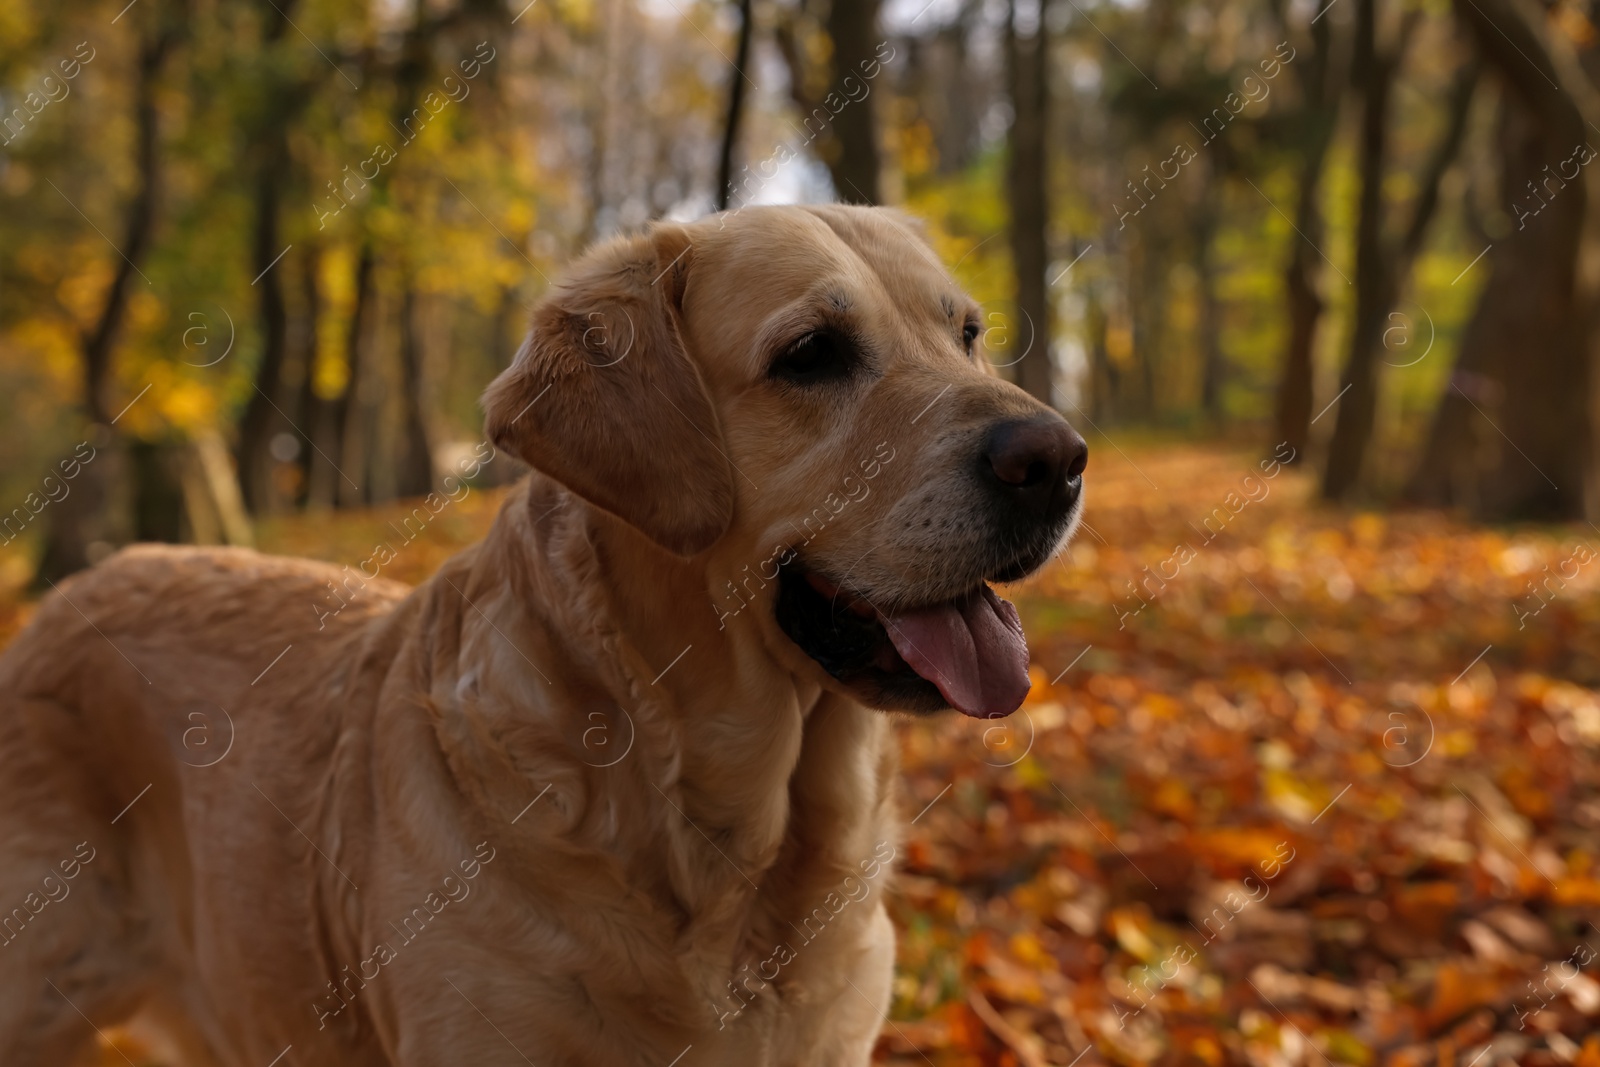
[424,476,896,1011]
[530,474,824,834]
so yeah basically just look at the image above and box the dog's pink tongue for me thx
[880,587,1031,718]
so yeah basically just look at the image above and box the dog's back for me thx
[0,545,408,1066]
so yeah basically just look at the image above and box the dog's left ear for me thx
[482,223,734,556]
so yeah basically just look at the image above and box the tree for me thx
[1321,2,1475,500]
[775,0,885,204]
[1194,150,1225,418]
[823,0,884,203]
[715,0,755,211]
[1271,11,1341,461]
[233,0,315,515]
[1006,0,1054,405]
[1408,0,1593,518]
[35,8,183,584]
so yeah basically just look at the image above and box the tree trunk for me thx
[131,440,186,543]
[385,3,443,500]
[33,23,176,586]
[394,285,436,497]
[1195,156,1224,418]
[1277,223,1322,458]
[715,0,755,211]
[235,161,293,513]
[1006,0,1053,405]
[233,0,300,515]
[1321,0,1396,500]
[1274,40,1339,457]
[931,6,984,175]
[79,43,166,427]
[1271,9,1343,461]
[1409,78,1588,516]
[1408,0,1591,518]
[187,428,254,547]
[1322,11,1472,499]
[1127,234,1163,419]
[1086,290,1116,422]
[822,0,884,204]
[338,249,377,508]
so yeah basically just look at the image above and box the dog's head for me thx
[484,205,1086,719]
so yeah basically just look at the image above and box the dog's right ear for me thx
[482,224,735,557]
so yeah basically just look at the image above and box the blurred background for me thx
[5,0,1600,1062]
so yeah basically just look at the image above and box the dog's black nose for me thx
[981,416,1088,518]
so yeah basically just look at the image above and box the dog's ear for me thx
[482,223,734,556]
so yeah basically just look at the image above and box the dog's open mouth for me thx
[774,564,1031,718]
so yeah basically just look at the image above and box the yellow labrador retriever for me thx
[0,205,1085,1067]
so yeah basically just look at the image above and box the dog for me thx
[0,204,1086,1067]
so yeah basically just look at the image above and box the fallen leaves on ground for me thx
[883,444,1600,1066]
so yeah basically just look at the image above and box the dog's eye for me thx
[963,320,981,355]
[770,331,854,384]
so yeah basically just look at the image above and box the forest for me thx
[1,0,1594,555]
